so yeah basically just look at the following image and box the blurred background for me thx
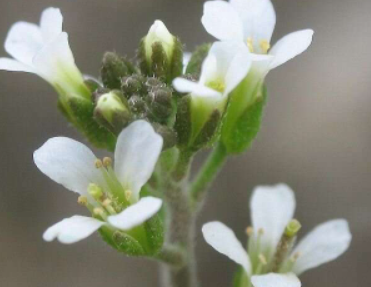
[0,0,369,286]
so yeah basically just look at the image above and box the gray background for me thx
[0,0,369,286]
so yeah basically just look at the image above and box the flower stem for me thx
[190,142,228,208]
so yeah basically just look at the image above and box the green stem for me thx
[190,142,228,208]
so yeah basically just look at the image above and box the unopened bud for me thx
[121,75,145,96]
[101,52,135,89]
[128,95,147,115]
[145,77,165,90]
[139,20,183,82]
[152,123,177,150]
[94,91,131,134]
[147,87,173,120]
[285,219,302,238]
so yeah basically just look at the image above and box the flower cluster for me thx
[0,1,351,287]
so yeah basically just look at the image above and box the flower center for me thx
[77,157,131,221]
[206,80,225,93]
[246,37,271,54]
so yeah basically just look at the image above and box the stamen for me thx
[247,37,254,52]
[77,196,88,206]
[259,39,270,54]
[103,157,112,167]
[102,198,112,207]
[245,226,254,236]
[125,190,132,201]
[258,254,267,265]
[93,207,105,217]
[95,159,103,168]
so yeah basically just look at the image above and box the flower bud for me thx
[94,91,131,134]
[147,87,173,122]
[139,20,183,83]
[121,75,145,96]
[128,95,147,116]
[101,52,135,89]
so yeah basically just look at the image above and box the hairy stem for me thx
[161,180,198,287]
[190,142,228,208]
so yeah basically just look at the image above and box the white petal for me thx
[224,44,251,95]
[114,120,163,201]
[173,78,221,98]
[202,221,252,275]
[32,32,82,86]
[251,184,296,257]
[251,273,301,287]
[202,1,244,41]
[183,52,192,69]
[108,197,162,230]
[230,0,276,43]
[4,22,43,66]
[291,219,351,275]
[43,215,104,244]
[0,58,34,73]
[269,30,314,70]
[40,7,63,41]
[33,137,104,196]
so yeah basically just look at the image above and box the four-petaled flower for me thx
[0,7,89,99]
[202,0,314,77]
[173,41,251,141]
[34,120,163,244]
[202,184,351,287]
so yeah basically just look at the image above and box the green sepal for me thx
[174,95,192,148]
[151,42,169,80]
[233,267,250,287]
[168,37,183,82]
[192,109,221,151]
[99,226,146,256]
[60,96,117,151]
[143,212,164,255]
[185,43,211,78]
[221,83,267,154]
[101,52,136,90]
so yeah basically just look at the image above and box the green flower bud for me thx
[128,95,147,116]
[121,74,145,96]
[152,123,177,150]
[139,20,183,83]
[101,52,135,89]
[94,91,131,134]
[147,87,173,122]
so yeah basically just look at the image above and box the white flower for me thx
[0,7,88,98]
[202,0,314,76]
[34,120,163,244]
[202,184,351,287]
[173,41,251,142]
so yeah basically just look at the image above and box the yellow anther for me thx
[93,207,105,216]
[258,254,268,265]
[95,159,103,168]
[258,228,264,236]
[125,190,132,201]
[77,196,88,206]
[102,198,112,207]
[103,157,112,167]
[247,37,254,52]
[245,226,254,236]
[260,39,270,54]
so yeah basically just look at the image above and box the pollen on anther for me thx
[93,207,105,216]
[103,157,112,167]
[245,226,254,236]
[102,198,112,207]
[77,196,88,206]
[95,159,103,168]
